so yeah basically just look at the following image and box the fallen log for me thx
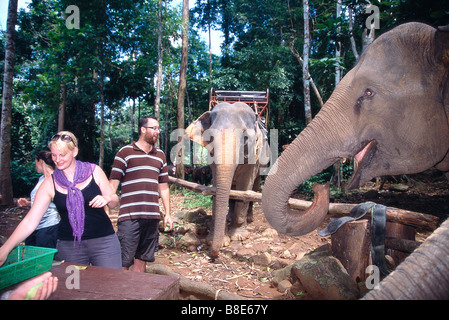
[146,263,248,300]
[168,176,439,231]
[385,238,422,254]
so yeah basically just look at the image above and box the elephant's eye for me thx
[355,88,375,114]
[364,88,374,97]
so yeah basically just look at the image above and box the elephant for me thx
[193,165,212,185]
[186,102,269,258]
[262,22,449,299]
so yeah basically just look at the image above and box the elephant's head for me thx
[186,102,264,168]
[262,22,449,236]
[186,102,266,257]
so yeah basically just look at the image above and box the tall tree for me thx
[0,0,18,206]
[303,0,311,125]
[193,0,219,77]
[175,0,189,179]
[335,0,342,86]
[333,0,343,189]
[155,0,164,120]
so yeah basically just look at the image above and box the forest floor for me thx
[0,169,448,300]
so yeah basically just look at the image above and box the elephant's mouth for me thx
[347,140,378,189]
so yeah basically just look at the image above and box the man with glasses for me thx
[109,116,173,272]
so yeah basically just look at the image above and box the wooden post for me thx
[331,220,371,283]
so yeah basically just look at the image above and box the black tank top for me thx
[53,175,115,241]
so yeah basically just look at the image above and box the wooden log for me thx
[331,220,371,283]
[146,263,248,300]
[386,222,415,265]
[385,238,422,254]
[168,177,439,231]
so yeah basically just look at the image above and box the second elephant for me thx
[186,102,269,258]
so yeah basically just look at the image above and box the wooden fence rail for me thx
[168,176,439,231]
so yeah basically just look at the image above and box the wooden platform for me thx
[209,88,269,117]
[47,262,179,300]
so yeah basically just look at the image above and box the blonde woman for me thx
[0,131,121,269]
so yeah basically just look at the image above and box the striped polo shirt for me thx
[110,142,169,222]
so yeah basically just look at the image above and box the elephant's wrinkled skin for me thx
[186,102,268,258]
[262,22,449,298]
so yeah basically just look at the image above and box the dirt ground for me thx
[1,169,448,300]
[153,196,331,300]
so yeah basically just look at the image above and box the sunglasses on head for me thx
[51,134,77,147]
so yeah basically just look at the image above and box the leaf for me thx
[25,282,43,300]
[74,265,88,270]
[52,260,65,266]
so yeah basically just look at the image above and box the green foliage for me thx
[4,0,447,197]
[10,160,41,197]
[182,191,213,209]
[297,160,354,197]
[298,170,332,195]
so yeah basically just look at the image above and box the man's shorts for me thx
[116,219,159,268]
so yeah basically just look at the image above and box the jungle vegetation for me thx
[0,0,448,201]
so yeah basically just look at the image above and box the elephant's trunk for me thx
[262,108,347,236]
[362,218,449,299]
[210,164,237,258]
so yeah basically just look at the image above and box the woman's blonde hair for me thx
[48,131,78,153]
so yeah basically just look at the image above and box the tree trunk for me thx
[362,3,376,52]
[335,0,342,86]
[303,0,311,125]
[332,0,343,190]
[0,0,18,206]
[289,41,323,107]
[348,7,360,61]
[175,0,189,179]
[98,0,106,168]
[208,19,212,77]
[155,0,163,120]
[99,67,105,168]
[58,72,66,132]
[131,52,136,141]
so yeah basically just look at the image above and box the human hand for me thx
[8,272,58,300]
[89,195,108,208]
[0,247,8,267]
[17,198,30,207]
[164,214,174,231]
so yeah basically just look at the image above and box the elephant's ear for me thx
[436,25,449,66]
[255,119,271,168]
[185,111,211,147]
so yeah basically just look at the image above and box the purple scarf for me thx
[53,160,96,245]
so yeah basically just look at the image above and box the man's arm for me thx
[109,179,120,193]
[158,182,172,230]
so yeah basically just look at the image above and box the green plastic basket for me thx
[0,245,57,290]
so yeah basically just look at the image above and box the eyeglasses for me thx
[51,134,77,147]
[143,126,160,132]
